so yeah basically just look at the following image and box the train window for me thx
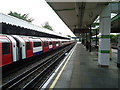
[26,40,30,42]
[44,41,48,47]
[2,42,10,55]
[26,42,30,50]
[49,42,52,45]
[34,42,41,47]
[0,39,10,55]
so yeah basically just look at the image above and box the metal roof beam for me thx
[111,14,120,22]
[55,8,75,11]
[110,3,120,13]
[73,28,90,33]
[111,28,120,33]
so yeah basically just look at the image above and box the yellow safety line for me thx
[49,44,76,89]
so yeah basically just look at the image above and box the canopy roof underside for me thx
[47,2,120,36]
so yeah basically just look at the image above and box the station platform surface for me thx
[52,42,119,88]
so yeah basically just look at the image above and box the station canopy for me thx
[46,1,120,36]
[0,13,69,39]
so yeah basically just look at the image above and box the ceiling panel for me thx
[47,2,109,35]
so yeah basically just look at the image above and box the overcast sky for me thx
[0,0,76,37]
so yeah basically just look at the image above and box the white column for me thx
[98,4,111,66]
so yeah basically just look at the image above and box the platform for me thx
[50,42,119,88]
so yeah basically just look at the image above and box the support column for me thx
[98,4,111,66]
[95,29,98,47]
[81,34,85,44]
[89,25,92,52]
[85,33,88,46]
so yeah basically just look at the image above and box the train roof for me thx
[0,13,69,39]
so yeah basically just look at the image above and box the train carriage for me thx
[56,39,61,47]
[0,35,13,67]
[51,38,56,49]
[30,37,43,55]
[21,37,33,58]
[12,35,26,60]
[61,39,65,46]
[58,39,62,47]
[40,38,49,52]
[47,38,53,50]
[55,39,59,48]
[0,40,1,66]
[58,39,61,47]
[7,35,17,62]
[0,34,74,67]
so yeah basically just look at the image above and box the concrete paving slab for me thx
[53,43,119,89]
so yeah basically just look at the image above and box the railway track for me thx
[1,43,75,89]
[2,44,64,78]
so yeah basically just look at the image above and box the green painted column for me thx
[98,4,111,66]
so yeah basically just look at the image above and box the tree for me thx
[67,35,71,37]
[110,34,120,43]
[42,22,53,31]
[8,11,34,22]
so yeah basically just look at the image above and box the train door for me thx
[25,39,33,58]
[53,40,56,49]
[12,35,26,60]
[59,39,62,47]
[0,38,12,67]
[58,40,60,47]
[49,41,52,49]
[43,41,49,52]
[40,38,49,52]
[56,39,59,47]
[48,38,53,50]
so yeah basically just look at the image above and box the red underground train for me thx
[0,35,74,67]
